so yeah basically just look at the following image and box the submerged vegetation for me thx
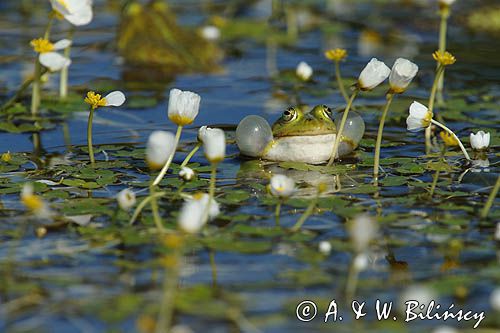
[0,0,499,332]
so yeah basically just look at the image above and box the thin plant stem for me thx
[430,119,470,160]
[59,28,75,99]
[275,201,281,227]
[31,58,42,116]
[87,106,96,165]
[129,191,166,225]
[437,10,448,106]
[209,163,217,200]
[152,125,183,186]
[480,175,500,219]
[429,145,446,198]
[155,249,180,333]
[425,65,445,153]
[291,196,318,232]
[345,256,360,299]
[373,93,394,182]
[1,68,46,112]
[327,89,359,166]
[209,250,217,287]
[429,170,440,198]
[335,60,349,104]
[149,183,165,232]
[180,142,201,168]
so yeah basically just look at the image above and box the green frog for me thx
[236,105,365,164]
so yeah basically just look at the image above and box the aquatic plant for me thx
[84,91,126,165]
[328,58,390,165]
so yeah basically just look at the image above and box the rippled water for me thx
[0,1,499,332]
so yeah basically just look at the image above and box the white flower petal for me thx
[39,52,71,72]
[146,131,176,170]
[53,39,72,50]
[168,89,201,126]
[104,91,126,107]
[358,58,391,90]
[117,189,136,211]
[470,130,491,150]
[296,61,313,81]
[202,127,226,163]
[389,58,418,92]
[270,174,295,198]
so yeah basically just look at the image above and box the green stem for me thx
[155,249,180,333]
[149,183,165,232]
[437,10,448,105]
[87,106,96,165]
[1,69,46,112]
[275,201,281,227]
[152,125,183,186]
[327,89,359,166]
[430,119,470,160]
[429,170,440,198]
[129,191,166,225]
[335,60,349,104]
[425,65,445,153]
[31,57,41,116]
[481,176,500,219]
[209,250,218,287]
[209,163,217,200]
[373,93,394,182]
[345,255,361,299]
[291,196,318,232]
[180,142,201,168]
[59,28,75,99]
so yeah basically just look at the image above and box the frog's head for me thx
[271,105,336,137]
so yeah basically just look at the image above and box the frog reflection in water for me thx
[236,105,365,164]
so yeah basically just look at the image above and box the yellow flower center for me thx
[169,114,195,126]
[84,91,107,109]
[30,38,54,53]
[22,194,44,212]
[324,48,347,62]
[163,234,183,249]
[439,131,458,146]
[432,50,456,66]
[422,111,434,128]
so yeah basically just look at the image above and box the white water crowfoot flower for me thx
[358,58,391,91]
[84,91,126,165]
[31,38,72,72]
[389,58,419,93]
[50,0,93,26]
[201,127,226,164]
[470,131,490,150]
[179,167,195,181]
[117,189,136,211]
[146,131,176,170]
[168,89,201,126]
[200,26,221,41]
[178,193,220,233]
[269,174,295,198]
[406,101,433,131]
[347,215,378,253]
[296,61,313,81]
[406,101,471,160]
[21,184,52,219]
[318,241,332,255]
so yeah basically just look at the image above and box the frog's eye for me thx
[282,108,297,122]
[322,105,332,116]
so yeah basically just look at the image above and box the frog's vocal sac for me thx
[235,105,365,164]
